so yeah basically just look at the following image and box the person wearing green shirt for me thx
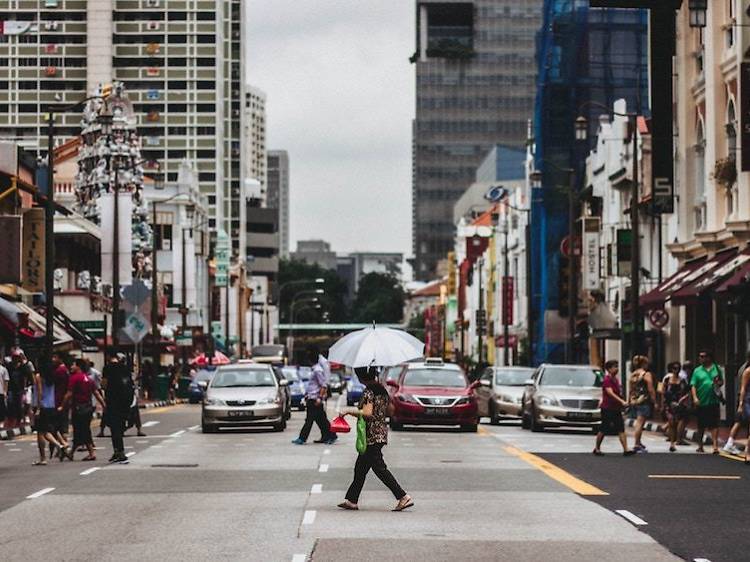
[690,350,724,454]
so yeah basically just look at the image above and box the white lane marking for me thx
[136,440,148,444]
[8,448,21,451]
[26,487,54,499]
[170,430,186,437]
[142,420,160,428]
[318,464,329,473]
[151,445,164,449]
[311,483,322,494]
[323,449,331,455]
[292,555,307,562]
[188,425,200,431]
[302,510,316,525]
[79,467,100,476]
[694,558,712,562]
[126,451,136,457]
[615,510,648,526]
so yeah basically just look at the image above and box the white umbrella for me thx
[328,325,425,368]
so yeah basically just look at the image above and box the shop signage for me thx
[0,216,21,283]
[502,276,514,325]
[582,231,600,290]
[21,208,44,292]
[215,229,230,286]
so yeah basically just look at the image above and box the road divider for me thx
[615,509,648,526]
[504,445,608,496]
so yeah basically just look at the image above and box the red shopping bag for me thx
[330,415,351,433]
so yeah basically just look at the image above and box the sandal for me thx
[337,500,359,511]
[393,495,414,512]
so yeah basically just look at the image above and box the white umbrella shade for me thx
[328,326,425,368]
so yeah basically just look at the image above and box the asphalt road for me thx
[0,399,681,561]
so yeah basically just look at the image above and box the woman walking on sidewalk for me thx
[628,355,656,453]
[337,366,412,512]
[593,360,635,456]
[663,361,691,452]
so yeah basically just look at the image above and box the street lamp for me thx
[574,115,588,142]
[688,0,707,28]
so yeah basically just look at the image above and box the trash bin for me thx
[177,376,190,399]
[155,374,170,402]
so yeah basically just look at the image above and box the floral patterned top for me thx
[359,386,389,445]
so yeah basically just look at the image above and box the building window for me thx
[726,0,735,49]
[726,100,738,216]
[694,121,706,231]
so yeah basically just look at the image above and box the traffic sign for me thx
[123,279,150,306]
[215,229,230,286]
[123,311,149,343]
[560,235,582,258]
[648,308,669,329]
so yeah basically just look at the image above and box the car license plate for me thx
[567,411,591,420]
[228,410,253,418]
[424,407,451,416]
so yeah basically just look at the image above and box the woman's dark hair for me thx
[74,358,88,371]
[667,361,681,372]
[604,360,618,371]
[354,366,379,382]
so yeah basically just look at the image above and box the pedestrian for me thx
[291,353,337,445]
[337,366,413,511]
[628,355,656,453]
[722,350,750,456]
[60,359,105,461]
[593,360,635,457]
[31,363,67,465]
[691,350,724,454]
[662,361,691,452]
[50,353,71,457]
[168,365,177,401]
[0,356,8,427]
[125,377,146,437]
[6,349,33,429]
[102,353,135,464]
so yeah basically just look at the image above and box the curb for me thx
[0,399,187,440]
[626,418,721,447]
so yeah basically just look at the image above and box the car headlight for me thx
[204,398,225,406]
[537,395,559,407]
[455,396,472,405]
[395,393,418,404]
[256,397,281,405]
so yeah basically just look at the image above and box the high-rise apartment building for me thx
[412,0,542,279]
[267,149,289,259]
[0,0,246,259]
[245,85,266,202]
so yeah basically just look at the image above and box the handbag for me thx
[330,415,351,433]
[356,415,367,454]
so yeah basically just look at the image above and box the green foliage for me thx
[278,259,349,323]
[351,272,405,324]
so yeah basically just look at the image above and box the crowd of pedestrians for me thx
[594,350,750,462]
[0,349,148,465]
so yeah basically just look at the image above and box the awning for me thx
[714,247,750,294]
[639,257,707,310]
[670,248,739,306]
[16,302,74,347]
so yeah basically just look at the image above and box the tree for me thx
[351,273,405,324]
[278,259,349,324]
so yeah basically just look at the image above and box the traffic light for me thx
[558,255,570,317]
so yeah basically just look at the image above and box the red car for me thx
[386,359,480,432]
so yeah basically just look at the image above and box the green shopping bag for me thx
[356,415,367,454]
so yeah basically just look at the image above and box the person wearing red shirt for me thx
[593,360,635,457]
[60,358,105,461]
[50,353,71,457]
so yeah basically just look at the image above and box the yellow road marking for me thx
[477,426,490,437]
[648,474,740,480]
[719,452,747,463]
[504,445,608,496]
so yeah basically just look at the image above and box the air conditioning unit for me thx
[146,21,160,31]
[146,0,160,7]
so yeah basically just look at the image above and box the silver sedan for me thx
[201,364,288,433]
[475,367,535,424]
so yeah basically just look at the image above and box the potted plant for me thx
[713,157,737,189]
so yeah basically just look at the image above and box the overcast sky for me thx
[246,1,415,265]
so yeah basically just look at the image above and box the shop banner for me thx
[21,209,44,292]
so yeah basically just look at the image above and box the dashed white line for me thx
[126,451,136,457]
[8,448,21,452]
[79,467,100,476]
[151,445,164,449]
[292,555,307,562]
[26,487,54,499]
[318,464,329,473]
[615,509,648,526]
[170,430,186,437]
[311,483,322,494]
[142,420,160,428]
[323,449,331,455]
[302,510,316,525]
[136,440,148,444]
[693,558,711,562]
[188,425,200,431]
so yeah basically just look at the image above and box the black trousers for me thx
[108,410,126,454]
[72,407,94,451]
[345,443,406,503]
[299,399,332,441]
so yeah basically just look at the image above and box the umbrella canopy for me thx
[191,351,231,367]
[328,325,424,368]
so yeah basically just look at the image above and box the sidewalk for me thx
[627,416,746,451]
[0,398,187,440]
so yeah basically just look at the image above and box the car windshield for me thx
[193,370,213,383]
[252,344,284,357]
[383,366,402,381]
[211,369,276,388]
[298,367,312,380]
[540,367,603,388]
[329,373,341,383]
[494,369,533,386]
[281,368,299,382]
[403,368,466,388]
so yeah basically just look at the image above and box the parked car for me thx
[250,344,287,367]
[520,364,604,432]
[188,368,215,404]
[327,372,345,395]
[272,367,292,420]
[381,364,406,399]
[297,366,312,382]
[387,358,480,432]
[475,366,535,424]
[281,366,306,410]
[346,373,365,406]
[201,363,288,433]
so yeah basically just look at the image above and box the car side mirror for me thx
[386,379,398,388]
[279,379,289,387]
[524,379,534,386]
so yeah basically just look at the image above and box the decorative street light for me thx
[574,115,588,142]
[688,0,707,29]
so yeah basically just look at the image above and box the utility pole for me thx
[44,112,55,370]
[629,114,642,355]
[477,257,484,366]
[151,202,159,369]
[502,218,510,366]
[567,169,577,364]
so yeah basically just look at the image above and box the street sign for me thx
[215,229,230,286]
[501,276,514,325]
[648,308,669,329]
[123,312,149,343]
[123,279,150,306]
[560,235,581,258]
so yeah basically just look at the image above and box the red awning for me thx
[639,257,707,310]
[670,248,739,306]
[714,247,750,294]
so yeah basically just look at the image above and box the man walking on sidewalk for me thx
[102,353,134,464]
[691,350,724,454]
[292,353,337,446]
[722,351,750,456]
